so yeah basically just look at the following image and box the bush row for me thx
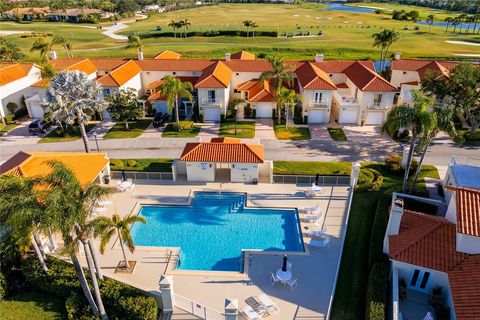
[21,256,157,320]
[365,262,389,320]
[109,159,138,170]
[139,30,278,39]
[0,271,7,300]
[368,195,390,268]
[172,120,195,131]
[385,154,418,176]
[355,168,384,192]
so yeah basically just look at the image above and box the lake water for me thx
[416,21,475,31]
[322,2,375,13]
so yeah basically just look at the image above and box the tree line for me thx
[347,0,480,14]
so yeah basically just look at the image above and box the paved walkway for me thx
[139,123,164,138]
[101,14,148,40]
[255,119,276,139]
[87,120,116,139]
[309,124,331,141]
[198,122,220,140]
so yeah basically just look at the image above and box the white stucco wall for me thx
[301,89,334,108]
[186,162,215,182]
[141,70,201,88]
[456,232,480,254]
[390,70,420,88]
[0,66,41,117]
[198,87,230,115]
[230,71,262,95]
[119,73,143,97]
[230,163,259,183]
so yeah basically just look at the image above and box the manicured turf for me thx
[110,158,173,172]
[1,3,478,60]
[273,161,352,175]
[103,119,151,139]
[328,127,348,141]
[219,121,255,139]
[0,291,66,320]
[0,123,18,136]
[162,123,201,137]
[38,124,96,143]
[274,123,311,140]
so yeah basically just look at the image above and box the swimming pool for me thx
[131,192,304,272]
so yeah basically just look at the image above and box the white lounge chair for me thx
[257,293,279,313]
[285,277,298,290]
[98,200,112,206]
[93,207,107,213]
[270,272,281,287]
[242,305,260,320]
[303,213,323,223]
[301,202,321,214]
[309,235,330,250]
[308,225,328,238]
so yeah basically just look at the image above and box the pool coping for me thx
[115,191,311,277]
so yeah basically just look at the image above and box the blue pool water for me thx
[131,192,304,272]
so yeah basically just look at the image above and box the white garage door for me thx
[28,106,44,119]
[365,112,384,125]
[339,108,359,124]
[308,110,328,123]
[255,104,273,118]
[204,107,221,121]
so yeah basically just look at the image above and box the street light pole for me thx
[234,106,238,135]
[94,134,100,153]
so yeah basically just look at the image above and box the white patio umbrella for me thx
[422,312,433,320]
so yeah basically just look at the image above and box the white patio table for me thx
[276,269,292,283]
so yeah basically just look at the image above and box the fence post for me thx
[224,298,238,320]
[350,162,361,187]
[159,275,175,313]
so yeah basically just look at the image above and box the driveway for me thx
[255,119,276,140]
[87,120,116,139]
[309,124,331,140]
[0,121,44,145]
[198,122,220,140]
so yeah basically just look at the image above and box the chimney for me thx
[225,53,231,61]
[383,197,404,254]
[50,50,57,60]
[395,51,401,60]
[315,53,324,63]
[137,51,144,61]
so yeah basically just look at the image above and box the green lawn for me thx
[38,124,96,143]
[273,161,352,175]
[457,128,480,146]
[103,120,151,139]
[0,291,66,320]
[274,123,311,140]
[110,158,173,172]
[0,123,18,136]
[327,127,348,141]
[219,121,255,139]
[162,123,201,137]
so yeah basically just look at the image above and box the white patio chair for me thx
[300,202,321,214]
[285,277,298,290]
[257,293,279,313]
[308,225,328,238]
[270,272,281,287]
[286,261,292,271]
[242,305,260,320]
[303,213,323,223]
[309,235,330,250]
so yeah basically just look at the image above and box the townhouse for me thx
[16,50,399,123]
[0,62,42,119]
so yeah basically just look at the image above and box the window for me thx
[172,72,176,75]
[410,270,420,286]
[208,90,216,102]
[102,88,111,97]
[410,269,430,291]
[236,73,239,76]
[314,92,323,103]
[373,94,382,105]
[403,71,407,75]
[233,89,239,94]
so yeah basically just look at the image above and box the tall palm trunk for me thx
[124,120,129,131]
[83,240,108,320]
[175,95,180,126]
[88,240,104,280]
[71,253,100,317]
[117,230,129,269]
[33,234,46,258]
[402,136,417,193]
[445,23,449,32]
[79,121,90,153]
[31,234,48,272]
[409,136,433,194]
[285,104,289,129]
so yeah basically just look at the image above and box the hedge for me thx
[14,107,28,120]
[385,154,418,176]
[0,271,7,300]
[139,30,278,39]
[21,256,157,320]
[365,262,389,320]
[355,168,384,192]
[368,195,390,268]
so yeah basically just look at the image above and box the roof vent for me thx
[315,53,324,63]
[225,53,231,61]
[50,50,57,60]
[395,51,401,60]
[138,51,144,61]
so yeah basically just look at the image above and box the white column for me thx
[350,162,361,187]
[224,298,238,320]
[159,275,175,312]
[401,146,409,168]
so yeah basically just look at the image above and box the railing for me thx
[334,92,359,105]
[308,101,329,109]
[273,174,350,185]
[201,98,221,106]
[367,102,387,110]
[174,293,224,320]
[110,170,173,181]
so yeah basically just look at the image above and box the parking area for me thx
[308,124,330,140]
[255,119,276,140]
[342,125,393,144]
[0,120,46,145]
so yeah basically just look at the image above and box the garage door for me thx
[28,105,44,119]
[204,108,221,121]
[365,112,384,125]
[339,108,359,124]
[308,109,328,123]
[255,104,273,118]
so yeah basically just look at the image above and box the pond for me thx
[321,2,375,13]
[416,20,473,31]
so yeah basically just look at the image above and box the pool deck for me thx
[77,181,351,320]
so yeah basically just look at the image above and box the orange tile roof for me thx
[344,62,397,92]
[446,186,480,237]
[180,141,264,163]
[417,61,450,81]
[295,62,336,90]
[153,50,181,59]
[0,63,34,86]
[230,51,256,60]
[145,79,165,91]
[389,209,480,319]
[89,58,129,71]
[136,58,214,72]
[335,82,349,89]
[97,60,141,87]
[146,76,198,100]
[64,59,97,75]
[195,61,233,88]
[391,59,459,72]
[224,60,273,72]
[32,78,51,87]
[312,60,375,73]
[0,151,109,186]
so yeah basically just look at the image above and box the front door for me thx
[409,269,431,291]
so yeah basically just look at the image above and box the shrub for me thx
[173,120,194,131]
[110,159,124,170]
[126,160,137,167]
[198,114,204,123]
[0,272,8,300]
[358,168,375,185]
[65,293,99,320]
[6,102,18,114]
[385,154,417,176]
[365,263,389,320]
[355,168,384,192]
[22,256,158,320]
[368,196,390,268]
[3,114,15,124]
[244,105,253,118]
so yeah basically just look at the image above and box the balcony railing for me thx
[308,101,329,109]
[367,102,387,110]
[201,98,221,106]
[334,93,359,106]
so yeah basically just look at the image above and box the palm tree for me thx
[42,161,114,319]
[465,15,475,34]
[472,14,480,34]
[259,55,294,124]
[94,213,146,272]
[452,17,462,33]
[444,17,453,32]
[426,14,435,32]
[30,38,50,62]
[159,76,193,127]
[242,20,258,37]
[127,34,143,56]
[381,90,437,193]
[277,88,301,129]
[0,37,25,62]
[458,14,468,34]
[372,29,400,71]
[45,71,107,153]
[180,19,191,37]
[168,20,180,38]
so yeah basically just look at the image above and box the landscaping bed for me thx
[327,127,348,141]
[103,120,151,139]
[274,122,310,140]
[274,161,351,175]
[110,158,174,172]
[0,290,66,320]
[162,123,201,138]
[38,124,96,143]
[0,123,18,136]
[219,121,255,139]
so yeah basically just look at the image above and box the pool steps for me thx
[192,193,245,214]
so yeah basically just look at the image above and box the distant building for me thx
[142,4,165,13]
[3,7,51,20]
[48,8,114,23]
